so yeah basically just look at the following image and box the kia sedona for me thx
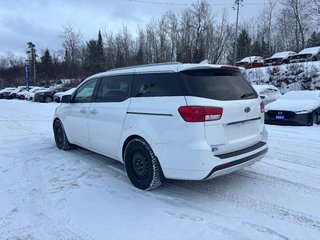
[53,62,268,190]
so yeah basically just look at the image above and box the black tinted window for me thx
[132,73,182,97]
[180,69,257,101]
[74,79,98,103]
[96,75,131,102]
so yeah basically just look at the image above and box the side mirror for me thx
[61,95,71,103]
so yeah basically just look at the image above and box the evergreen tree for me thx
[97,30,106,71]
[63,48,71,78]
[84,39,98,76]
[237,29,252,60]
[39,49,54,81]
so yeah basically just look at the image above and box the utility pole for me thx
[232,0,243,65]
[27,42,36,85]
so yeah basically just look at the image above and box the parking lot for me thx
[0,99,319,240]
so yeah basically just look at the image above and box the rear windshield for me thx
[179,69,258,101]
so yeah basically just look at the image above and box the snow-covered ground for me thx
[0,100,319,240]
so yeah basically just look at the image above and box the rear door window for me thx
[180,69,257,101]
[95,75,132,102]
[132,73,182,97]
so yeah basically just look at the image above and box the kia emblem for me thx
[244,107,251,113]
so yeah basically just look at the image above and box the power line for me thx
[127,0,188,6]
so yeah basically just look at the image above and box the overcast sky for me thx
[0,0,266,58]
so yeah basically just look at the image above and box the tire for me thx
[313,112,319,125]
[53,120,72,150]
[312,57,317,62]
[45,96,53,103]
[124,138,163,190]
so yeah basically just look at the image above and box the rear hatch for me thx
[179,68,264,155]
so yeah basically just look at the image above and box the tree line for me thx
[0,0,319,88]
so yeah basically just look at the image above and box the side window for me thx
[132,73,181,97]
[96,75,132,102]
[74,79,98,103]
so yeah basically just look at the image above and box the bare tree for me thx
[281,0,313,51]
[60,24,83,77]
[209,9,233,63]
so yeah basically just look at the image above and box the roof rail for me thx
[107,62,182,72]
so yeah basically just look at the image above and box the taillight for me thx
[260,101,265,113]
[178,106,223,122]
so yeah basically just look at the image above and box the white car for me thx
[290,47,320,63]
[25,87,47,101]
[264,51,296,66]
[53,63,268,190]
[252,84,282,105]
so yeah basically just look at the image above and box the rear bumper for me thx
[204,145,267,179]
[156,136,268,181]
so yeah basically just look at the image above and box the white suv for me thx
[53,63,268,190]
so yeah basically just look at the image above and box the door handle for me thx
[90,109,98,114]
[80,109,87,114]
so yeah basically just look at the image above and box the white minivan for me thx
[53,62,268,190]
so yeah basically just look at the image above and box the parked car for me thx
[53,62,268,190]
[0,87,16,99]
[34,89,55,103]
[54,88,76,103]
[236,56,264,68]
[25,87,47,101]
[290,47,320,63]
[3,86,27,99]
[16,87,36,100]
[34,87,71,103]
[252,84,282,105]
[265,91,320,126]
[264,51,296,66]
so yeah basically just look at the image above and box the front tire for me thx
[45,96,53,103]
[124,138,163,190]
[53,120,72,150]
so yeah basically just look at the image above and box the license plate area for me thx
[276,115,284,120]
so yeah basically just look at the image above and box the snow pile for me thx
[245,61,320,93]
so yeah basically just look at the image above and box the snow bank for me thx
[245,61,320,93]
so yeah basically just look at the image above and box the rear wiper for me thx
[240,93,256,99]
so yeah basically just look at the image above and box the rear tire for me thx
[124,138,163,190]
[53,120,72,150]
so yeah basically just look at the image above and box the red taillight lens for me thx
[260,101,265,113]
[178,106,223,122]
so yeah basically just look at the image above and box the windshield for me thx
[299,47,320,54]
[180,69,258,101]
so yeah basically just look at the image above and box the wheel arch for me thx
[122,134,147,162]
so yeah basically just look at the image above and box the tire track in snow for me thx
[168,181,320,231]
[229,170,320,197]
